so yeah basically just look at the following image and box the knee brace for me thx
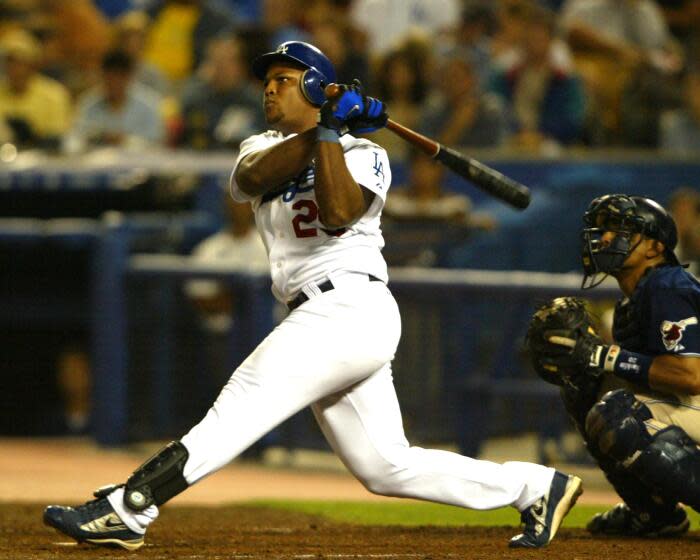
[124,440,189,511]
[632,426,700,511]
[585,389,652,463]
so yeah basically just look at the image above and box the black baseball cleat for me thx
[509,471,583,548]
[587,503,689,538]
[43,496,144,551]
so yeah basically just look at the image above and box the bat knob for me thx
[324,83,340,98]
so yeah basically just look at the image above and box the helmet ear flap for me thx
[300,68,326,106]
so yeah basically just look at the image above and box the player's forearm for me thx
[649,355,700,395]
[235,128,317,196]
[313,140,366,228]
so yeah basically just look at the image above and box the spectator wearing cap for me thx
[0,29,72,150]
[65,49,164,152]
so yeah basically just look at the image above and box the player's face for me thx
[600,231,651,271]
[262,63,317,134]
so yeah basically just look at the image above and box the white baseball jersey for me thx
[230,130,391,303]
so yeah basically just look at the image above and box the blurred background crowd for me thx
[1,0,700,158]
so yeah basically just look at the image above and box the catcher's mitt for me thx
[526,297,602,387]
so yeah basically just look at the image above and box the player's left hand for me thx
[346,95,388,134]
[526,297,605,386]
[543,328,606,373]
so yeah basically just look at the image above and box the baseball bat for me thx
[324,84,531,210]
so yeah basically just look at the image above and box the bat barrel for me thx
[435,147,531,210]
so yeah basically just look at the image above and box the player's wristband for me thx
[317,125,341,143]
[599,344,652,386]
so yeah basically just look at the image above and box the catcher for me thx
[528,194,700,537]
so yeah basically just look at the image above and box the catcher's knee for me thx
[124,440,190,511]
[584,389,652,463]
[632,426,700,509]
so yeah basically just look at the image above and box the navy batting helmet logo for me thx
[252,41,336,106]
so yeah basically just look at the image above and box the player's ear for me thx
[646,239,665,259]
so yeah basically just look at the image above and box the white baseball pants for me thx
[111,274,554,533]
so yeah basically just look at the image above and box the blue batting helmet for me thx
[252,41,336,106]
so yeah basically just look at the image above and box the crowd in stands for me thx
[0,0,699,162]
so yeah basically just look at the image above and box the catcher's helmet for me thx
[252,41,336,106]
[581,194,680,289]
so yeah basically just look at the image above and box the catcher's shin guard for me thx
[631,426,700,512]
[124,441,189,511]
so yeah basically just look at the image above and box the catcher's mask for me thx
[581,194,681,289]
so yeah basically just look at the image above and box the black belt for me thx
[287,274,382,311]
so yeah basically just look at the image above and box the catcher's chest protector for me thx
[612,297,642,351]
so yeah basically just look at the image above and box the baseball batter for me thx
[43,42,581,551]
[529,194,700,537]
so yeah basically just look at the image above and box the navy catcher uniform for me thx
[43,41,581,550]
[535,194,700,537]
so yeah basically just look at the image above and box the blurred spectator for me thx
[373,46,428,161]
[184,192,279,457]
[311,16,370,87]
[112,11,170,96]
[143,0,237,86]
[419,49,507,148]
[23,11,68,83]
[0,29,71,150]
[659,65,700,154]
[383,151,496,266]
[656,0,700,57]
[44,0,112,94]
[220,0,263,23]
[177,35,263,150]
[93,0,142,20]
[668,187,700,275]
[349,0,461,56]
[560,0,682,144]
[490,0,534,69]
[184,196,268,351]
[56,346,91,434]
[261,0,312,47]
[490,5,585,151]
[65,49,165,152]
[454,2,498,88]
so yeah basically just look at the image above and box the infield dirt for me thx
[4,503,699,560]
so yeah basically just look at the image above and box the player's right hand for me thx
[318,80,364,132]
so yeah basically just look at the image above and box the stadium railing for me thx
[92,241,618,454]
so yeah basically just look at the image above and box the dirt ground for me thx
[4,503,700,560]
[6,438,698,559]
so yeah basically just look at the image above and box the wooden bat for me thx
[324,84,531,210]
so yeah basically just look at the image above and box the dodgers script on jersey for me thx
[230,130,391,303]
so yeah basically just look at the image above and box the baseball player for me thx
[43,41,581,550]
[530,194,700,537]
